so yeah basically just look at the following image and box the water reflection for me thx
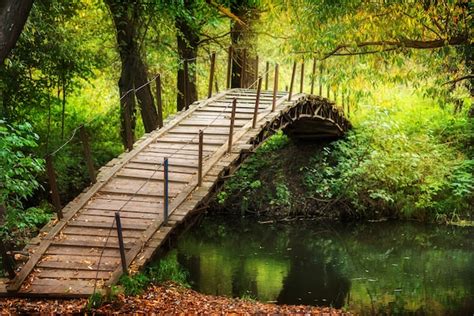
[161,216,474,315]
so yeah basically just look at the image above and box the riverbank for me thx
[0,282,350,315]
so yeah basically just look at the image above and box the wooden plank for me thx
[155,137,226,146]
[38,254,120,266]
[46,245,121,257]
[37,260,116,272]
[84,198,160,212]
[67,220,148,230]
[20,278,95,296]
[37,269,112,280]
[100,177,186,196]
[51,239,134,250]
[62,227,145,238]
[117,168,193,183]
[80,209,160,219]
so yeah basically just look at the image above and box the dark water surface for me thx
[161,215,474,315]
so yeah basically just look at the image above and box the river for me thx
[159,215,474,315]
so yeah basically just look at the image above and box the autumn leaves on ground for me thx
[0,282,349,315]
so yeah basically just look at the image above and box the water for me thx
[161,215,474,315]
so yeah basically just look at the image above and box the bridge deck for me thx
[1,89,349,297]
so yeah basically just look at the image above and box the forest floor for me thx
[0,282,350,315]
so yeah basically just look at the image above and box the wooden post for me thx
[183,59,189,110]
[208,52,216,98]
[255,55,259,83]
[227,98,237,153]
[45,154,62,219]
[226,46,233,89]
[114,212,128,275]
[288,61,297,101]
[272,64,279,112]
[310,58,316,95]
[163,157,169,224]
[79,125,96,184]
[299,60,305,93]
[334,86,338,104]
[326,84,330,100]
[155,74,163,128]
[215,79,219,93]
[0,239,15,279]
[241,48,247,88]
[252,77,263,129]
[319,64,323,96]
[265,61,269,90]
[198,130,203,186]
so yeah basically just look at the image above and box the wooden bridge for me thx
[0,88,350,298]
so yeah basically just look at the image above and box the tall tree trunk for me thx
[106,0,158,149]
[230,2,258,88]
[0,0,33,65]
[176,12,199,111]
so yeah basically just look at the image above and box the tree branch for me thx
[319,34,469,60]
[443,74,474,86]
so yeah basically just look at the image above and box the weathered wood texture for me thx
[1,89,349,298]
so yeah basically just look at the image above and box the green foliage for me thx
[119,274,151,296]
[217,131,292,214]
[119,253,190,296]
[304,91,473,220]
[87,292,104,310]
[0,120,44,208]
[147,253,189,286]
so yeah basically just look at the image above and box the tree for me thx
[230,0,260,88]
[175,0,201,111]
[106,0,159,149]
[0,1,33,65]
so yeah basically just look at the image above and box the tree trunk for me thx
[106,0,158,149]
[0,0,33,65]
[176,13,199,111]
[230,2,259,88]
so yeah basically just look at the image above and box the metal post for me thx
[155,74,163,128]
[310,58,316,95]
[272,64,279,112]
[114,212,128,275]
[198,130,203,186]
[227,98,237,153]
[208,52,216,98]
[183,59,189,110]
[300,60,305,93]
[45,154,62,219]
[288,61,296,101]
[252,77,263,129]
[79,125,96,184]
[226,46,233,89]
[265,61,269,90]
[163,157,169,224]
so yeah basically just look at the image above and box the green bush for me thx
[304,95,473,221]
